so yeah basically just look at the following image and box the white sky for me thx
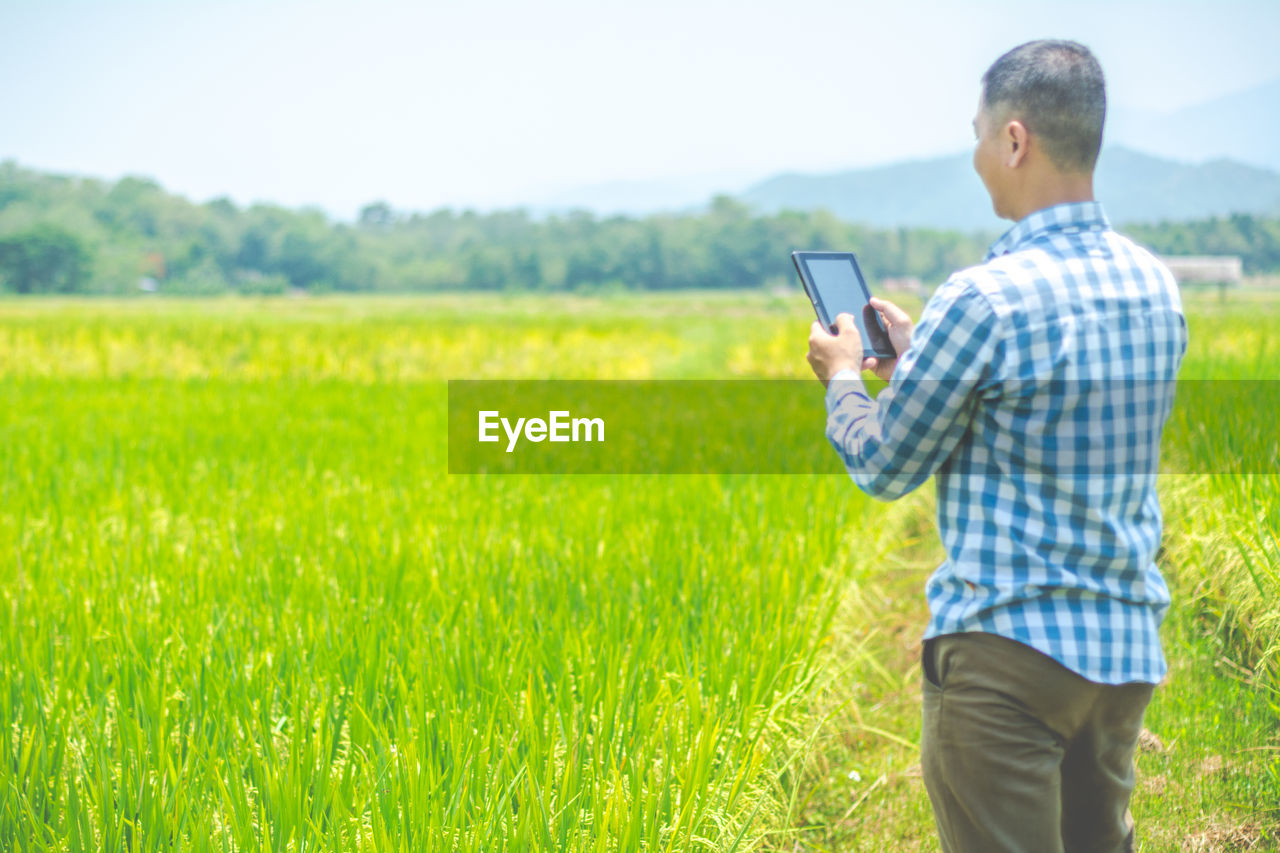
[3,0,1278,217]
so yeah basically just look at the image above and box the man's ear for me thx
[1006,120,1029,168]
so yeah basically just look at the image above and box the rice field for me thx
[1,292,1277,851]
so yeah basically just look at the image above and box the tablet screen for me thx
[797,253,896,357]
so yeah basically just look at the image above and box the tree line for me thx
[2,161,1277,295]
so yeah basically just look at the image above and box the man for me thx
[805,40,1187,853]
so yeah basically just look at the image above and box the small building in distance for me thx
[881,276,926,298]
[1159,255,1243,295]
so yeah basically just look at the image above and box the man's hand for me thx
[807,313,862,387]
[861,297,915,382]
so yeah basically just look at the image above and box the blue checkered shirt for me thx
[824,201,1188,685]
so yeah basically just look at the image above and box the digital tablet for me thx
[791,250,897,360]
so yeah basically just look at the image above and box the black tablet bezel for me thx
[791,250,897,359]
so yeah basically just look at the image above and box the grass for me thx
[785,477,1280,851]
[0,291,1277,850]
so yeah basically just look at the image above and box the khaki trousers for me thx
[921,631,1154,853]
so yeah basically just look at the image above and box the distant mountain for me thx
[1110,77,1280,173]
[739,154,1001,231]
[736,146,1280,230]
[1097,148,1280,223]
[523,78,1280,221]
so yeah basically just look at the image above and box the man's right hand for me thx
[861,297,915,382]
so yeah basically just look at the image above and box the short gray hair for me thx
[981,40,1106,173]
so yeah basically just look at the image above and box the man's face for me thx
[972,95,1008,218]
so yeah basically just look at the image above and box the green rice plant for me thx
[0,292,1277,851]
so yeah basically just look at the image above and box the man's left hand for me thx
[806,312,863,387]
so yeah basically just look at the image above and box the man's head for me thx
[973,40,1105,221]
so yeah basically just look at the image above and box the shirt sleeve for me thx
[824,278,1003,500]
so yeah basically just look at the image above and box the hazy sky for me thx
[3,0,1278,217]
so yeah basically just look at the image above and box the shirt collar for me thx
[985,201,1111,261]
